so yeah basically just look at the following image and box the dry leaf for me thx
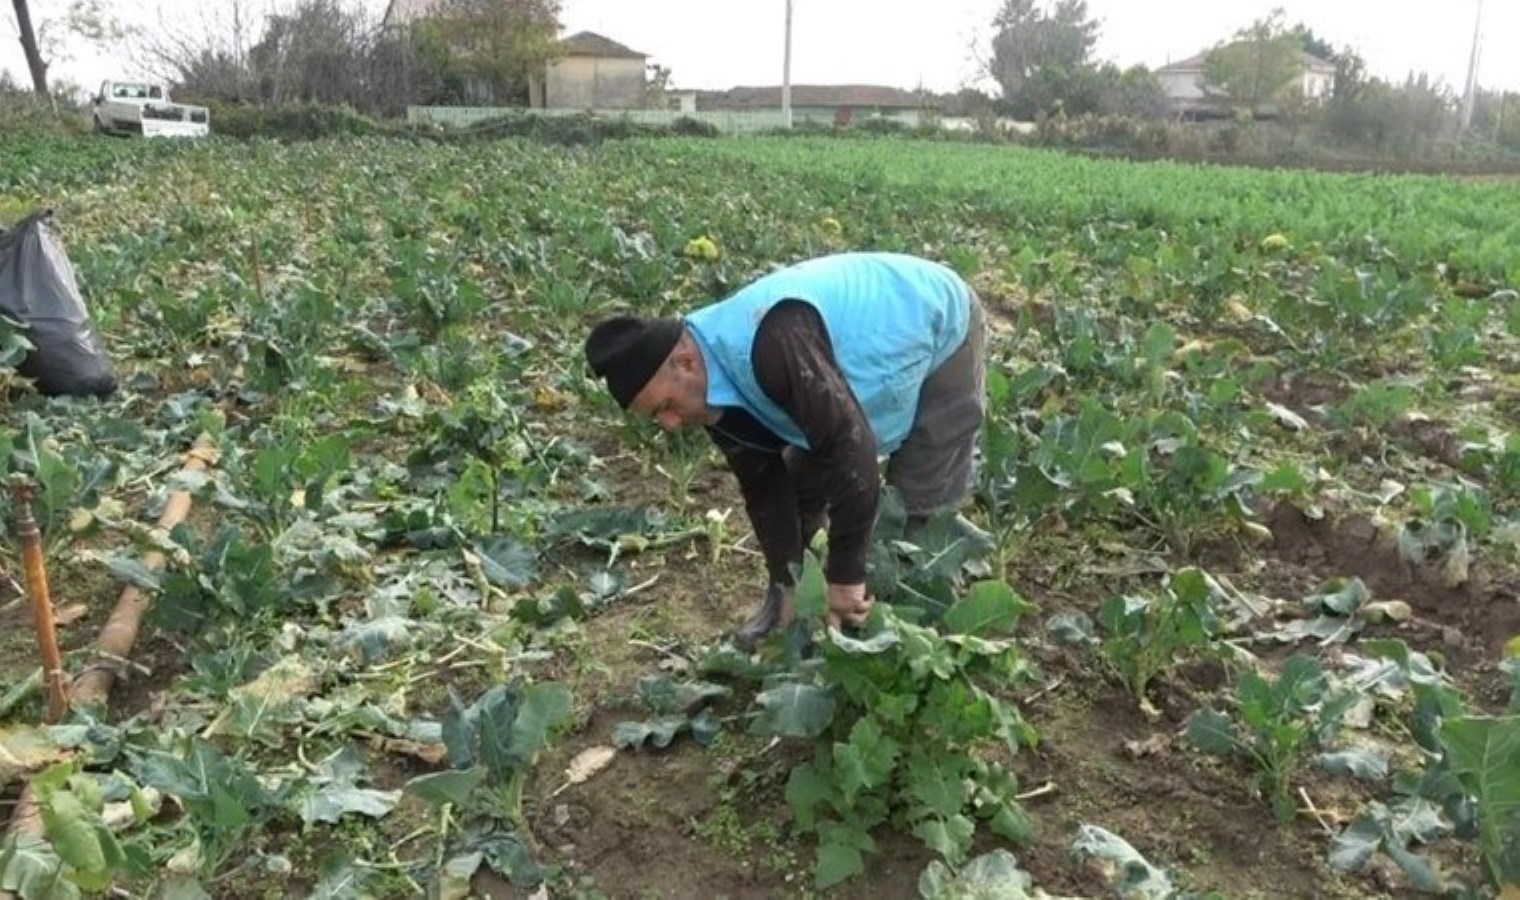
[1265,401,1310,432]
[102,787,162,830]
[375,737,447,766]
[1123,734,1170,759]
[54,603,88,626]
[0,725,70,784]
[552,745,617,797]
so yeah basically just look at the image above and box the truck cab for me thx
[91,81,211,138]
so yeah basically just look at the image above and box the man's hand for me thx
[826,582,872,629]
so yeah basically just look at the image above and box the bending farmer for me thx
[584,251,987,646]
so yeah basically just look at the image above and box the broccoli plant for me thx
[1186,654,1358,822]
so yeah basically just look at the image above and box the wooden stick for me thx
[1298,786,1335,835]
[10,478,68,723]
[1015,782,1058,801]
[72,435,217,708]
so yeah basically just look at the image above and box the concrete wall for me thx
[545,56,647,110]
[409,106,794,133]
[1164,67,1334,103]
[1301,70,1333,99]
[1159,70,1206,101]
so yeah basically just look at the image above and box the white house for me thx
[1157,49,1336,116]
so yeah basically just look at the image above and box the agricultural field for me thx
[0,129,1517,899]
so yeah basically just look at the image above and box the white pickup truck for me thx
[90,81,210,138]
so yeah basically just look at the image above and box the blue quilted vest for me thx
[684,252,970,454]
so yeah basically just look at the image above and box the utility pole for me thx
[782,0,793,128]
[1459,0,1483,132]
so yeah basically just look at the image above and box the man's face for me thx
[629,339,709,432]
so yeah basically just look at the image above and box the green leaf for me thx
[310,854,376,900]
[437,852,483,900]
[918,849,1034,899]
[1045,611,1097,647]
[99,555,162,591]
[815,839,864,890]
[1390,795,1452,844]
[1315,749,1389,782]
[475,686,523,783]
[404,768,487,808]
[913,815,975,866]
[442,688,475,770]
[1184,708,1240,756]
[635,675,729,715]
[1273,654,1329,712]
[298,786,400,825]
[1385,838,1446,893]
[690,707,721,746]
[786,761,834,831]
[1327,813,1383,873]
[338,616,416,663]
[475,536,537,589]
[0,831,79,900]
[943,580,1030,637]
[753,683,836,739]
[908,752,965,820]
[1438,715,1520,886]
[1502,658,1520,714]
[41,792,106,877]
[612,716,688,750]
[1261,461,1310,494]
[834,717,899,806]
[470,829,541,887]
[794,552,828,620]
[509,682,572,764]
[1306,577,1369,616]
[1070,824,1173,899]
[988,804,1034,844]
[828,627,901,655]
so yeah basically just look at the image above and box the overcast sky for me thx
[3,0,1508,98]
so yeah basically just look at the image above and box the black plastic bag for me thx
[0,209,117,397]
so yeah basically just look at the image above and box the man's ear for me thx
[672,335,700,374]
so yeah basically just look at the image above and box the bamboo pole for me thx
[0,438,218,900]
[71,435,217,708]
[8,478,68,723]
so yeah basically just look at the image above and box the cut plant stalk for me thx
[9,477,69,723]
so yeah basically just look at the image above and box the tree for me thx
[133,0,264,102]
[6,0,129,99]
[987,0,1100,119]
[417,0,561,105]
[1202,9,1304,114]
[10,0,49,96]
[644,63,671,109]
[249,0,368,105]
[1288,23,1336,63]
[1098,64,1166,118]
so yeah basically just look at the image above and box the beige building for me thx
[530,32,649,110]
[1157,49,1336,117]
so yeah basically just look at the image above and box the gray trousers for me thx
[887,288,987,517]
[783,287,987,522]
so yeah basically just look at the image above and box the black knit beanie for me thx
[584,316,684,409]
